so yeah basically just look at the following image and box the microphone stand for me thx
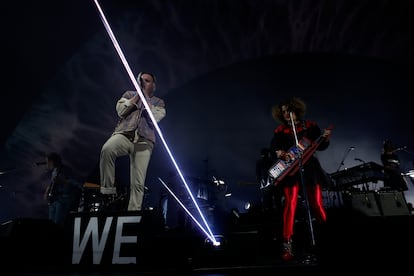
[333,147,354,207]
[336,147,354,172]
[289,113,316,262]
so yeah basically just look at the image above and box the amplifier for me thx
[346,192,382,216]
[377,191,410,216]
[344,191,411,217]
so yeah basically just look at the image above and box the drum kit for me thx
[78,182,102,212]
[78,182,128,212]
[78,176,221,213]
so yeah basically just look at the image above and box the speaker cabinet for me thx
[345,192,382,216]
[377,191,411,216]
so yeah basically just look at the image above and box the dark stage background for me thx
[1,0,414,227]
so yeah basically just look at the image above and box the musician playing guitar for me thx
[269,97,331,261]
[43,152,82,226]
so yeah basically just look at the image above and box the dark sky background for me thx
[1,0,414,224]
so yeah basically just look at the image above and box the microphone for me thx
[35,161,47,166]
[354,158,365,163]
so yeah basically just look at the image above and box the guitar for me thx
[46,169,61,204]
[46,182,56,204]
[268,125,333,187]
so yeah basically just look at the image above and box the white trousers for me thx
[100,133,153,211]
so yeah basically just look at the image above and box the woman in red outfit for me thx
[269,97,331,261]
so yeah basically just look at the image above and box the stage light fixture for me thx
[204,234,226,249]
[406,170,414,178]
[214,180,225,185]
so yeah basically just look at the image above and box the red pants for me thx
[282,183,326,241]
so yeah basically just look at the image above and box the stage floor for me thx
[1,208,413,275]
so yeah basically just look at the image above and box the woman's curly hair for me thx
[272,97,307,124]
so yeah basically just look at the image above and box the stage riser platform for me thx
[0,209,413,273]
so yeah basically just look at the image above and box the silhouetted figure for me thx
[43,152,82,226]
[381,139,408,191]
[256,147,284,241]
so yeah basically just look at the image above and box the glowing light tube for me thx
[158,178,215,242]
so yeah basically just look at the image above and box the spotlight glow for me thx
[204,234,226,249]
